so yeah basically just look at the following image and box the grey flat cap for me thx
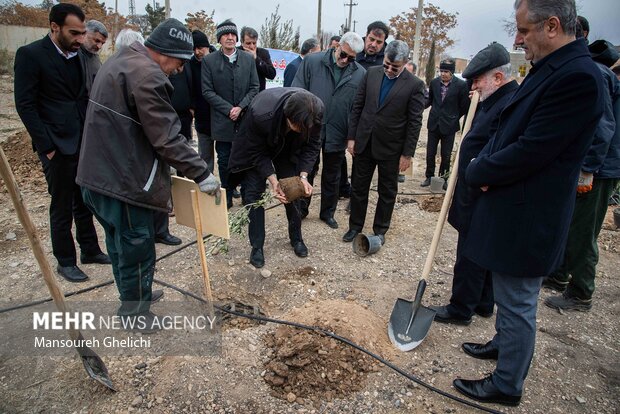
[463,42,510,79]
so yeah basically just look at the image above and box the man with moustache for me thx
[202,19,259,209]
[79,20,108,94]
[14,3,110,283]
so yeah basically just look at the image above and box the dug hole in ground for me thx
[0,73,618,413]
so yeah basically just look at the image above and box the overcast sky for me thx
[29,0,620,58]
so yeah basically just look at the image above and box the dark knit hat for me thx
[191,30,210,49]
[439,59,456,73]
[144,18,193,60]
[216,19,238,43]
[463,42,510,79]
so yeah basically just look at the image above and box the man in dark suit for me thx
[239,26,276,91]
[453,0,604,406]
[430,42,519,326]
[343,40,425,245]
[14,3,109,283]
[283,38,320,87]
[423,59,469,190]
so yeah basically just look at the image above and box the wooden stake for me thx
[190,189,215,319]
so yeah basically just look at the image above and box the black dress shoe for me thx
[57,265,89,282]
[398,174,405,183]
[232,188,241,199]
[442,180,448,191]
[250,248,264,268]
[293,241,308,257]
[429,305,472,326]
[80,253,111,265]
[474,307,494,318]
[374,234,385,245]
[342,229,359,242]
[453,376,521,406]
[321,217,339,229]
[462,341,498,360]
[421,177,431,187]
[155,233,182,246]
[151,289,164,304]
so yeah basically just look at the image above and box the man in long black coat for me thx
[453,0,604,406]
[430,43,519,325]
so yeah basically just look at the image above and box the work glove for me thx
[198,173,221,196]
[576,171,593,194]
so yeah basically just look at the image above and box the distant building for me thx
[510,48,530,81]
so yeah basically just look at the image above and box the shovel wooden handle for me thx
[0,147,82,339]
[420,91,480,281]
[190,189,215,319]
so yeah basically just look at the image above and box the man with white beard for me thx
[430,42,519,326]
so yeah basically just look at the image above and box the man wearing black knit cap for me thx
[202,19,259,209]
[423,58,469,190]
[77,18,220,330]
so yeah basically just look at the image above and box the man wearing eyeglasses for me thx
[292,32,365,229]
[343,40,425,245]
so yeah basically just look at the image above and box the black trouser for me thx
[39,152,102,266]
[215,141,233,207]
[425,129,456,178]
[349,145,399,235]
[447,231,494,318]
[243,159,302,250]
[320,150,345,220]
[153,211,170,238]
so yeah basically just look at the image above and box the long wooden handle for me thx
[190,189,215,319]
[420,91,480,281]
[0,147,81,340]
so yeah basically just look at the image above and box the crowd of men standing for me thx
[12,0,619,407]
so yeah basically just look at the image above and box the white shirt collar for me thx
[49,34,78,59]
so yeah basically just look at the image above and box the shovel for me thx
[388,91,480,352]
[0,147,116,391]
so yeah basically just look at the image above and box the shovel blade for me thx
[80,353,117,391]
[388,298,436,352]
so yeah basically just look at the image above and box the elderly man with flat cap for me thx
[430,42,519,326]
[77,19,220,330]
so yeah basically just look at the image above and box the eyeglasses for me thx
[383,62,403,73]
[339,50,356,63]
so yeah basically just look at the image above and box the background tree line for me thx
[1,0,459,81]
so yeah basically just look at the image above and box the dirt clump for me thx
[262,300,391,404]
[419,195,444,212]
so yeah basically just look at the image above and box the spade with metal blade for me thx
[0,146,116,391]
[388,91,480,352]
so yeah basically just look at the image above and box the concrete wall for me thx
[0,25,49,53]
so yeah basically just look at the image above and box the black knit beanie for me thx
[216,19,238,43]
